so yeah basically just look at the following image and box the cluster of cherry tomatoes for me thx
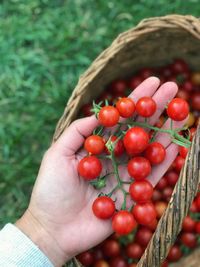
[77,59,200,267]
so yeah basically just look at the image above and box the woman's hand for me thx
[16,77,186,267]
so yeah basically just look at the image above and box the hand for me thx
[16,77,186,267]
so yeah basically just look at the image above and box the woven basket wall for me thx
[53,15,200,267]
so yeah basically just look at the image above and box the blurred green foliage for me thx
[1,0,200,225]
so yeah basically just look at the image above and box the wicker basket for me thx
[53,15,200,267]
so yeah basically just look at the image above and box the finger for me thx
[128,76,160,102]
[54,116,99,156]
[147,143,179,187]
[154,117,188,148]
[137,82,178,126]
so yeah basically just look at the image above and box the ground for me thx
[0,0,200,225]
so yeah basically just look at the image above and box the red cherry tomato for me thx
[129,180,153,203]
[182,216,196,232]
[152,189,162,202]
[98,106,119,127]
[109,80,127,96]
[179,146,188,159]
[162,186,173,202]
[155,176,168,190]
[84,135,105,155]
[176,89,190,101]
[110,256,128,267]
[171,59,189,74]
[165,171,179,186]
[135,227,153,247]
[190,200,198,213]
[161,260,169,267]
[182,80,193,92]
[129,76,143,89]
[181,232,197,248]
[94,260,110,267]
[106,136,125,157]
[191,92,200,110]
[145,142,166,164]
[92,196,115,219]
[174,156,185,172]
[125,242,143,259]
[167,98,189,121]
[189,127,196,141]
[112,210,137,235]
[77,251,94,266]
[139,68,154,79]
[127,157,151,180]
[195,221,200,234]
[123,127,149,155]
[196,194,200,211]
[136,97,157,117]
[116,97,135,118]
[146,218,158,231]
[132,202,157,225]
[167,245,182,262]
[102,239,120,258]
[78,156,102,180]
[81,103,93,116]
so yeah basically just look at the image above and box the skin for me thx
[16,77,187,267]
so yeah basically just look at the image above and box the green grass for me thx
[1,0,200,226]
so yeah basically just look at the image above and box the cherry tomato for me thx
[77,251,94,266]
[162,186,173,202]
[110,256,128,267]
[190,200,198,213]
[92,196,115,219]
[152,189,162,202]
[191,92,200,111]
[196,194,200,211]
[185,112,195,127]
[116,97,135,118]
[84,135,105,155]
[78,156,102,180]
[127,157,151,180]
[129,264,137,267]
[165,171,179,186]
[145,142,166,164]
[181,232,197,248]
[112,210,137,235]
[176,89,189,101]
[167,245,182,262]
[102,239,120,258]
[136,97,157,117]
[182,80,193,92]
[189,127,196,141]
[191,72,200,85]
[135,227,153,247]
[167,98,189,121]
[139,68,154,79]
[146,218,158,231]
[195,221,200,234]
[109,80,127,96]
[81,103,93,116]
[129,76,143,89]
[123,127,149,155]
[106,136,125,157]
[129,180,153,203]
[182,216,196,232]
[171,59,188,74]
[160,65,172,78]
[155,176,168,190]
[94,260,110,267]
[93,248,104,261]
[161,260,169,267]
[174,156,185,172]
[99,106,119,127]
[125,242,143,259]
[179,146,188,159]
[132,202,157,225]
[155,201,167,218]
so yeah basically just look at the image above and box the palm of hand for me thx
[28,77,186,260]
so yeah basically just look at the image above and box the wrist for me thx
[15,209,68,267]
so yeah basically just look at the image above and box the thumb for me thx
[54,116,99,156]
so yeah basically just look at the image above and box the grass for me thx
[1,0,200,226]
